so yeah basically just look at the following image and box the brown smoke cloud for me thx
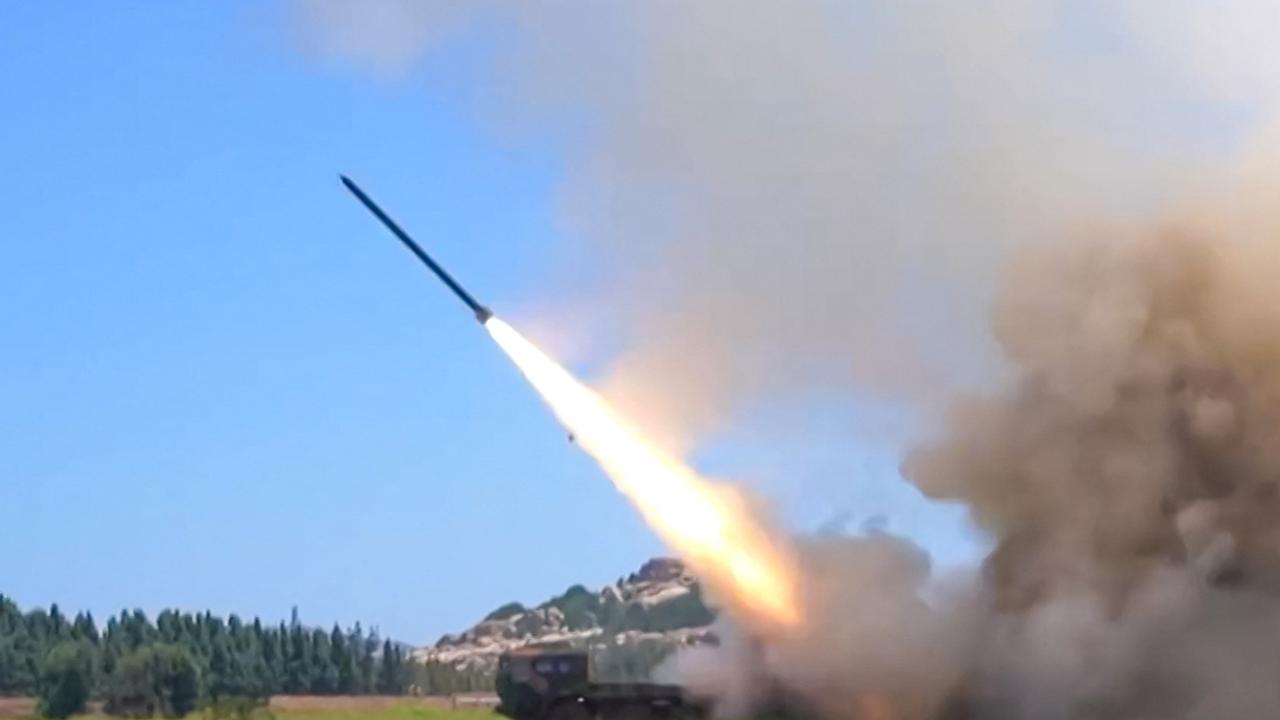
[894,195,1280,717]
[670,199,1280,719]
[295,2,1280,718]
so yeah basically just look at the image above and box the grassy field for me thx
[0,697,500,720]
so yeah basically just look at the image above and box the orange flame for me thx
[486,317,801,630]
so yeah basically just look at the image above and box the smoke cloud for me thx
[296,2,1280,718]
[894,203,1280,718]
[296,1,1236,445]
[716,202,1280,719]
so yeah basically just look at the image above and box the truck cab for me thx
[497,648,592,719]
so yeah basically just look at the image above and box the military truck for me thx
[495,646,708,720]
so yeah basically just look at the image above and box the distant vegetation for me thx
[1,560,713,719]
[1,702,497,720]
[0,595,487,719]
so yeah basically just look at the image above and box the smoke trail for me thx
[295,1,1239,445]
[485,315,801,632]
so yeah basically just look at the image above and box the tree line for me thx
[0,594,489,718]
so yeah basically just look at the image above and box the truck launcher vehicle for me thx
[495,646,708,720]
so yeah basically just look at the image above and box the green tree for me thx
[358,631,377,694]
[107,644,201,718]
[331,625,355,695]
[206,635,238,700]
[37,641,96,719]
[282,625,309,694]
[308,628,336,694]
[0,626,38,695]
[0,593,405,703]
[376,641,403,694]
[154,644,202,717]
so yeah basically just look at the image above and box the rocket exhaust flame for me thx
[485,316,802,631]
[341,175,800,632]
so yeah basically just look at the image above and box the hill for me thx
[414,559,718,681]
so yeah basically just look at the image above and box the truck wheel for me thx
[547,700,594,720]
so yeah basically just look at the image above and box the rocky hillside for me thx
[414,558,718,679]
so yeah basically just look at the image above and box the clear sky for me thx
[0,3,981,644]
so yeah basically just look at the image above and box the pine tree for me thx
[331,625,355,695]
[71,612,99,644]
[309,628,336,694]
[359,631,378,694]
[283,622,309,694]
[376,640,401,694]
[0,594,412,704]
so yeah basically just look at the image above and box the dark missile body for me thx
[340,175,493,324]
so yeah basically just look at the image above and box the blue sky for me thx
[0,3,981,643]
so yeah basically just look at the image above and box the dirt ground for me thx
[268,695,499,711]
[0,695,499,718]
[0,698,35,718]
[268,696,454,712]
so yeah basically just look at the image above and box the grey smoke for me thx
[295,2,1280,718]
[896,218,1280,718]
[294,0,1232,446]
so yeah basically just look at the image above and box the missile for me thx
[340,175,493,324]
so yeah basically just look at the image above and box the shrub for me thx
[38,641,96,719]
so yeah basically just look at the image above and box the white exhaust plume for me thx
[485,316,801,632]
